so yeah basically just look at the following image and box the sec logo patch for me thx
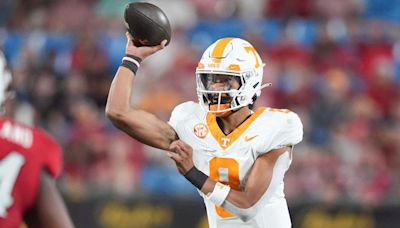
[194,123,208,138]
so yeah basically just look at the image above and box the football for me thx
[124,2,171,47]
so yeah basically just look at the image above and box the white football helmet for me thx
[196,37,267,116]
[0,51,12,110]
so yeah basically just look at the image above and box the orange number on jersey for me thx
[244,46,261,68]
[209,157,240,218]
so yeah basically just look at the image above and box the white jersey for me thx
[169,102,303,228]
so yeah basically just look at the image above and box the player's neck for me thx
[217,107,252,135]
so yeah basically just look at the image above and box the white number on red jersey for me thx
[0,152,25,217]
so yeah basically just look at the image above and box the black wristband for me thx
[184,166,208,190]
[120,54,142,75]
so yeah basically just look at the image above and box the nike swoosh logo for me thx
[244,135,258,142]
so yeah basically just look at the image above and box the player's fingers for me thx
[180,141,192,152]
[175,139,187,148]
[125,32,135,47]
[175,146,189,160]
[125,32,134,40]
[169,140,179,151]
[167,152,182,163]
[125,32,130,42]
[150,39,167,52]
[170,141,187,158]
[176,141,192,156]
[174,144,186,157]
[178,146,189,158]
[167,151,177,159]
[175,140,187,149]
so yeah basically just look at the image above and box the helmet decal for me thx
[211,37,235,63]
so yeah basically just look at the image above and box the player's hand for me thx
[168,140,194,175]
[125,32,166,59]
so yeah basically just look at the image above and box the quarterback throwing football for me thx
[106,34,303,228]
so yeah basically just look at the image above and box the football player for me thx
[106,34,303,228]
[0,51,74,228]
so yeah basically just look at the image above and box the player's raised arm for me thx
[105,33,178,151]
[168,140,290,222]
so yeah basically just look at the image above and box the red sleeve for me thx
[35,129,63,178]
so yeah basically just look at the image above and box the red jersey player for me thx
[0,51,74,228]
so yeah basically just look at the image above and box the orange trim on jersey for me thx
[211,38,234,63]
[206,107,266,150]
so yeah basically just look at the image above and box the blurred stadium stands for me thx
[1,0,400,227]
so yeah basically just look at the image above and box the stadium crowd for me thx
[1,0,399,206]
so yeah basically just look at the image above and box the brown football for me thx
[124,2,171,47]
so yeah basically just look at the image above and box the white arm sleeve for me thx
[220,148,291,222]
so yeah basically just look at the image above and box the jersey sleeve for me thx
[168,101,198,132]
[168,103,186,131]
[270,111,303,149]
[36,130,63,178]
[258,111,303,156]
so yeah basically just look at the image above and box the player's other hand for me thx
[168,140,194,175]
[125,32,166,59]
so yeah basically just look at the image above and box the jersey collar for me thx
[206,107,266,149]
